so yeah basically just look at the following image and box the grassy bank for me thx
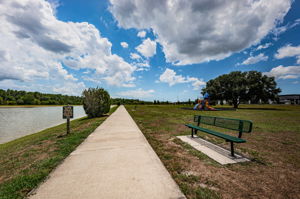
[0,106,118,199]
[126,104,300,199]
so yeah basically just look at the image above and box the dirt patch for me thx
[0,138,57,184]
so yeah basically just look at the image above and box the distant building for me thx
[279,94,300,105]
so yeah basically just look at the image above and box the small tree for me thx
[82,87,111,118]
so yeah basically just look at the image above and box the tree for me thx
[82,87,111,118]
[202,71,281,108]
[17,98,24,105]
[22,94,35,105]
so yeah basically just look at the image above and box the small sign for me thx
[63,106,73,119]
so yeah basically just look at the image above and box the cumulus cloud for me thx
[240,53,268,65]
[264,65,300,79]
[137,30,146,38]
[159,68,205,90]
[120,41,128,48]
[0,0,136,94]
[56,63,77,81]
[275,45,300,64]
[109,0,292,65]
[117,88,155,98]
[159,68,186,86]
[187,77,206,90]
[136,38,156,58]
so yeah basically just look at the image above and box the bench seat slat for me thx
[185,124,246,143]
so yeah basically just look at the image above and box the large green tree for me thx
[202,71,281,108]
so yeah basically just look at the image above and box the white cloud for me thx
[82,76,101,84]
[159,68,205,90]
[240,53,268,65]
[136,38,156,58]
[46,0,60,15]
[56,63,77,81]
[256,43,272,51]
[53,81,86,96]
[137,30,146,38]
[109,0,292,65]
[0,0,136,93]
[272,18,300,39]
[117,88,155,98]
[275,45,300,64]
[120,41,128,48]
[159,68,186,86]
[130,53,141,60]
[187,77,206,90]
[133,60,150,71]
[264,65,300,79]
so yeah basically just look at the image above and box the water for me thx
[0,106,86,144]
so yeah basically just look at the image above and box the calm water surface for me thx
[0,106,86,144]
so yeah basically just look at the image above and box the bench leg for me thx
[191,128,194,138]
[230,142,235,157]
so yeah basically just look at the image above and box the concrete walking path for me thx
[29,105,185,199]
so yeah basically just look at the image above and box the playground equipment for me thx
[193,93,216,111]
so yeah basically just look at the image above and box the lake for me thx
[0,106,86,144]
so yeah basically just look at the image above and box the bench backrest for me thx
[194,115,253,134]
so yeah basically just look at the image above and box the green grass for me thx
[126,104,300,199]
[0,106,118,199]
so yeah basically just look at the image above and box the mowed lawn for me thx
[126,104,300,199]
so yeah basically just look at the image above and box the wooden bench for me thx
[185,115,253,156]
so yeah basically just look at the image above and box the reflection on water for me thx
[0,106,86,144]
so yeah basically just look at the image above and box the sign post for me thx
[63,105,73,134]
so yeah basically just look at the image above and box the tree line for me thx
[111,98,153,105]
[0,89,154,105]
[0,89,82,105]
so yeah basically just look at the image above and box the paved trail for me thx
[30,105,185,199]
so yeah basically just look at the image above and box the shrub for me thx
[82,87,111,118]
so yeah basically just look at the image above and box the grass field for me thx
[126,104,300,199]
[0,106,117,199]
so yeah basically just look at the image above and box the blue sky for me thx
[0,0,300,101]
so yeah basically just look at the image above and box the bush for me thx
[82,87,111,118]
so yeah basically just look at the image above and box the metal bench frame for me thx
[186,115,253,156]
